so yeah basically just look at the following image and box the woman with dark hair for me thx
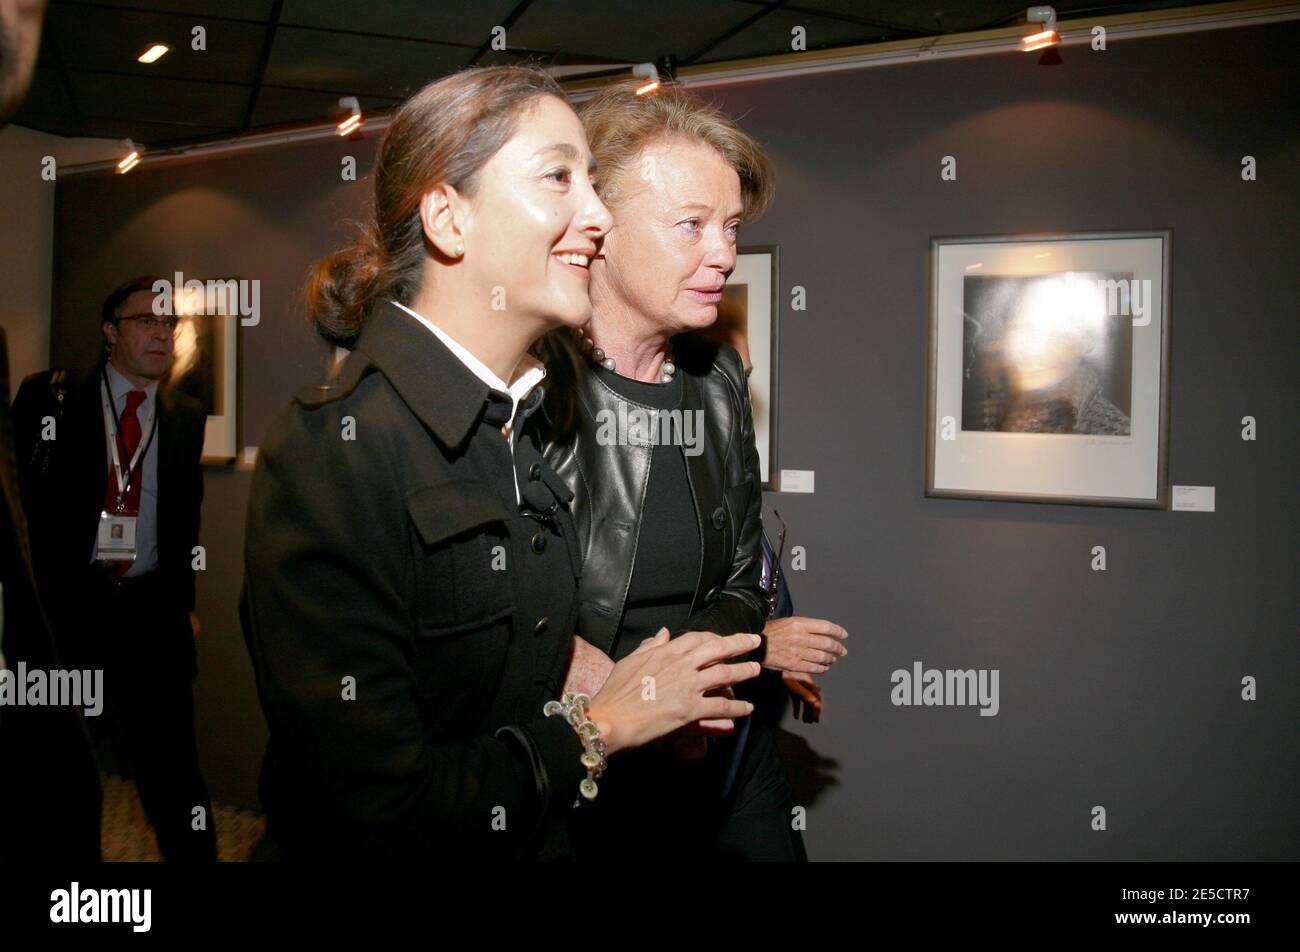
[542,80,825,860]
[240,66,762,861]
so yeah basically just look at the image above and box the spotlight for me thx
[632,63,660,96]
[336,96,363,136]
[116,138,141,174]
[1021,5,1059,52]
[137,43,170,64]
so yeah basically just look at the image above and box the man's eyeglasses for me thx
[119,314,180,335]
[764,507,787,614]
[767,507,787,567]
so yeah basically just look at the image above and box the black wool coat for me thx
[240,301,588,860]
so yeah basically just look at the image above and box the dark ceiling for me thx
[16,0,1212,148]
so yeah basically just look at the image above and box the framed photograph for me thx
[168,278,240,463]
[715,245,780,489]
[926,231,1171,508]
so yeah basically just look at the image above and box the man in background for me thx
[13,277,216,861]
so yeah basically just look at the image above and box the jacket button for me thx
[528,461,542,481]
[706,585,721,601]
[710,506,726,530]
[531,532,547,554]
[534,616,548,636]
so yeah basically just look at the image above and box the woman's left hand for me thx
[563,636,616,699]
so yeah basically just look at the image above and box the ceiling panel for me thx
[279,0,520,47]
[764,0,1152,35]
[696,8,875,62]
[66,0,277,19]
[263,26,472,99]
[508,0,753,64]
[10,112,86,137]
[48,5,268,83]
[69,72,250,129]
[75,116,235,141]
[754,0,967,33]
[16,66,75,116]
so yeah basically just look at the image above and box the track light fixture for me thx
[1022,5,1059,52]
[632,63,660,96]
[337,96,363,136]
[116,138,141,174]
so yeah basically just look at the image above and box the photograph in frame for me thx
[927,231,1170,508]
[714,245,779,489]
[168,277,241,463]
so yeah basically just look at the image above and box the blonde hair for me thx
[577,80,774,221]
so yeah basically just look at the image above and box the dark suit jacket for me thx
[0,329,102,860]
[12,360,205,636]
[240,301,588,860]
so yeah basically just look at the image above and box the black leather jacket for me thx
[540,332,767,653]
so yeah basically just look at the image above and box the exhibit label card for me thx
[1171,485,1215,512]
[779,470,815,493]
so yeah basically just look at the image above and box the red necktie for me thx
[103,389,146,573]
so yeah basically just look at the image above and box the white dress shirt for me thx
[391,301,546,504]
[93,361,160,575]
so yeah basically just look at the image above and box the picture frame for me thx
[168,277,241,463]
[717,244,780,490]
[926,230,1171,508]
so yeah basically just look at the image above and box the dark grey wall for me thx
[50,22,1298,860]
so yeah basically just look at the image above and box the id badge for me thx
[97,510,138,562]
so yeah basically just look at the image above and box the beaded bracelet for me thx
[543,692,607,807]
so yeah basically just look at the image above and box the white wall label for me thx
[779,470,815,494]
[1171,485,1215,512]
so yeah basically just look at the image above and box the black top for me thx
[594,364,701,661]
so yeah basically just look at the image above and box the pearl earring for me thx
[454,243,464,257]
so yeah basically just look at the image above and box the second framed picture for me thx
[710,244,779,489]
[168,277,241,463]
[926,231,1171,508]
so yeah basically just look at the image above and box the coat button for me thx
[534,616,548,636]
[528,461,542,481]
[710,506,726,530]
[531,532,547,554]
[706,585,722,601]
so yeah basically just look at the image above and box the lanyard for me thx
[102,365,157,509]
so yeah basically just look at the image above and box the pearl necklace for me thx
[575,330,676,383]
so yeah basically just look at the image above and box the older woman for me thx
[543,80,819,860]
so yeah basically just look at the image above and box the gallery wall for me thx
[49,20,1298,859]
[0,126,121,393]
